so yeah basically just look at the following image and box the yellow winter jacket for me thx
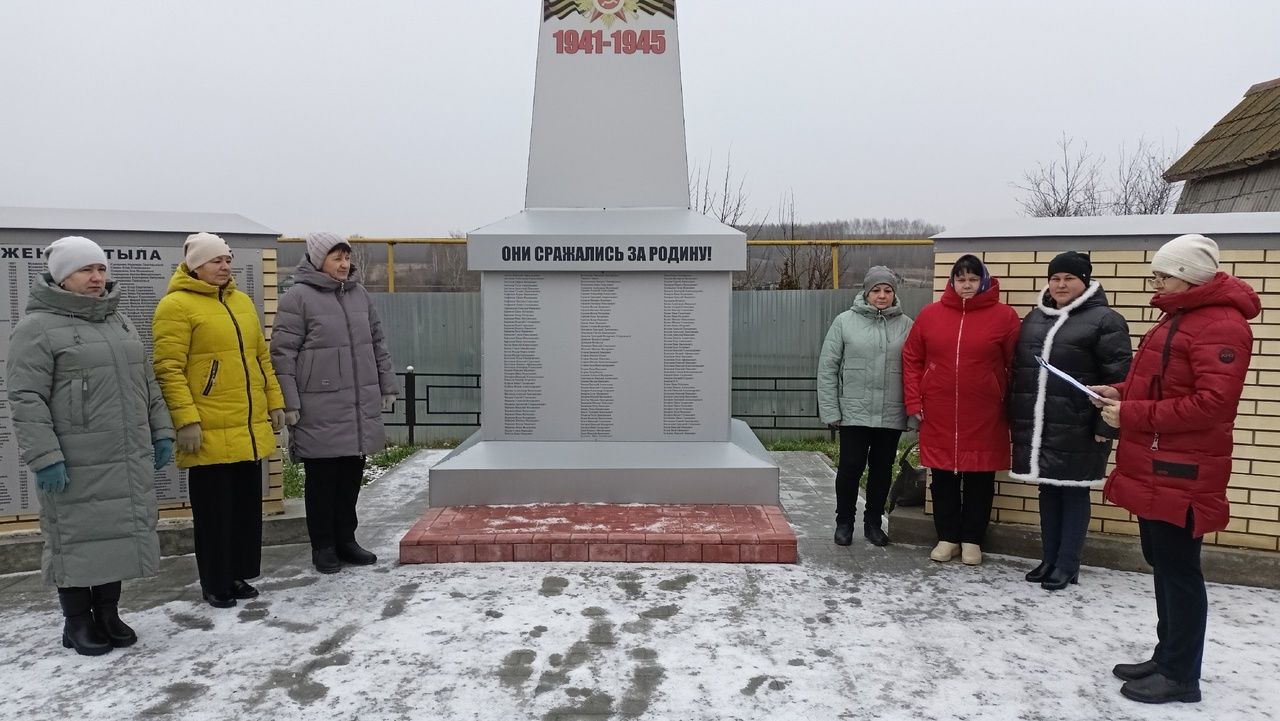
[152,265,285,468]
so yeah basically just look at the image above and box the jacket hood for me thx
[25,272,120,321]
[1151,271,1261,320]
[1037,280,1109,316]
[292,255,363,292]
[165,263,239,296]
[850,289,903,318]
[940,276,1003,310]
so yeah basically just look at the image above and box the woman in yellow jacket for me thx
[152,233,285,609]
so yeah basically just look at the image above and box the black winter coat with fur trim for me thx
[1009,282,1132,486]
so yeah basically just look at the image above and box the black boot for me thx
[231,580,259,599]
[864,525,890,547]
[833,521,854,546]
[1024,561,1053,583]
[1041,567,1079,591]
[313,546,342,574]
[91,582,136,648]
[202,588,237,609]
[1113,659,1158,682]
[336,540,377,566]
[58,587,112,656]
[1120,673,1201,704]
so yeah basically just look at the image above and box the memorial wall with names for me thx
[481,271,730,442]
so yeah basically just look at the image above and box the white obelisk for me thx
[430,0,779,504]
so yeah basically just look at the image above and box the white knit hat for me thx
[45,236,108,284]
[305,231,350,269]
[1152,233,1219,286]
[183,232,232,271]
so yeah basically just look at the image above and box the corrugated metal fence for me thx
[371,288,933,441]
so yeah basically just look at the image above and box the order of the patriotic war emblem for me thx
[544,0,676,27]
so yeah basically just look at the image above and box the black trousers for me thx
[929,469,995,544]
[188,461,263,595]
[834,425,903,526]
[1038,485,1092,574]
[302,456,365,550]
[1139,510,1207,683]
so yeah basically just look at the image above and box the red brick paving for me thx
[399,503,797,565]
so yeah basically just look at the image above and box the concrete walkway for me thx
[1,450,1277,720]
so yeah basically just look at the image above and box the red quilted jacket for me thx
[1103,272,1260,536]
[902,279,1021,471]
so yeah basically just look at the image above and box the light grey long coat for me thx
[6,276,175,587]
[270,261,397,460]
[816,293,914,430]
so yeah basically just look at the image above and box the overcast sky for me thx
[2,1,1278,236]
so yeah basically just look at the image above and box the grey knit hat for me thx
[863,265,898,296]
[305,232,351,269]
[45,236,108,284]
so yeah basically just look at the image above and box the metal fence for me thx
[373,288,932,443]
[382,370,833,445]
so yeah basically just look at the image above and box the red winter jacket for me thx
[1104,273,1259,536]
[902,279,1021,471]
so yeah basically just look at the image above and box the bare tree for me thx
[1014,133,1181,217]
[690,150,771,289]
[1014,134,1106,217]
[1112,138,1180,215]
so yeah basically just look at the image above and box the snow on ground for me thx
[0,450,1277,721]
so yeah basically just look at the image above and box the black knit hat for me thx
[1047,251,1091,284]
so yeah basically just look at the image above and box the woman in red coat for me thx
[1091,234,1259,705]
[902,254,1020,566]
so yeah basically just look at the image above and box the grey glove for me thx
[382,394,397,412]
[283,410,300,426]
[269,408,285,433]
[176,423,202,454]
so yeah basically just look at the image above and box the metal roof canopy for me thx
[932,212,1280,251]
[0,206,278,248]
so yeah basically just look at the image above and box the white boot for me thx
[929,541,960,562]
[961,543,983,565]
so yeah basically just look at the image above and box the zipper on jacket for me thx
[202,360,220,396]
[220,287,259,460]
[1150,433,1160,451]
[953,299,967,470]
[338,282,365,452]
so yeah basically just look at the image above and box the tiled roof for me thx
[1165,77,1280,182]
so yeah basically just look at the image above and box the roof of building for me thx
[1164,77,1280,183]
[0,206,277,236]
[933,211,1280,242]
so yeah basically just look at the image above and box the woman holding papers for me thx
[1090,234,1259,705]
[902,254,1020,566]
[1008,251,1131,590]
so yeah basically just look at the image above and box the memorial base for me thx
[427,420,780,506]
[398,502,797,565]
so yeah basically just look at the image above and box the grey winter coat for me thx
[6,276,175,587]
[817,293,914,430]
[270,260,397,460]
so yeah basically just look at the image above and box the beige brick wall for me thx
[1,248,285,533]
[930,248,1280,552]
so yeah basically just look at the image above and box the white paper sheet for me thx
[1036,356,1103,400]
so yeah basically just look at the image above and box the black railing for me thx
[384,370,827,442]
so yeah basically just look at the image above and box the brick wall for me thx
[1,248,285,532]
[931,248,1280,551]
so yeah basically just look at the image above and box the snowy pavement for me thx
[1,450,1277,721]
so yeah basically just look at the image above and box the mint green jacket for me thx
[816,294,913,430]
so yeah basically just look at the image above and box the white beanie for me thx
[184,232,232,271]
[1152,233,1219,286]
[45,236,108,284]
[305,231,350,269]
